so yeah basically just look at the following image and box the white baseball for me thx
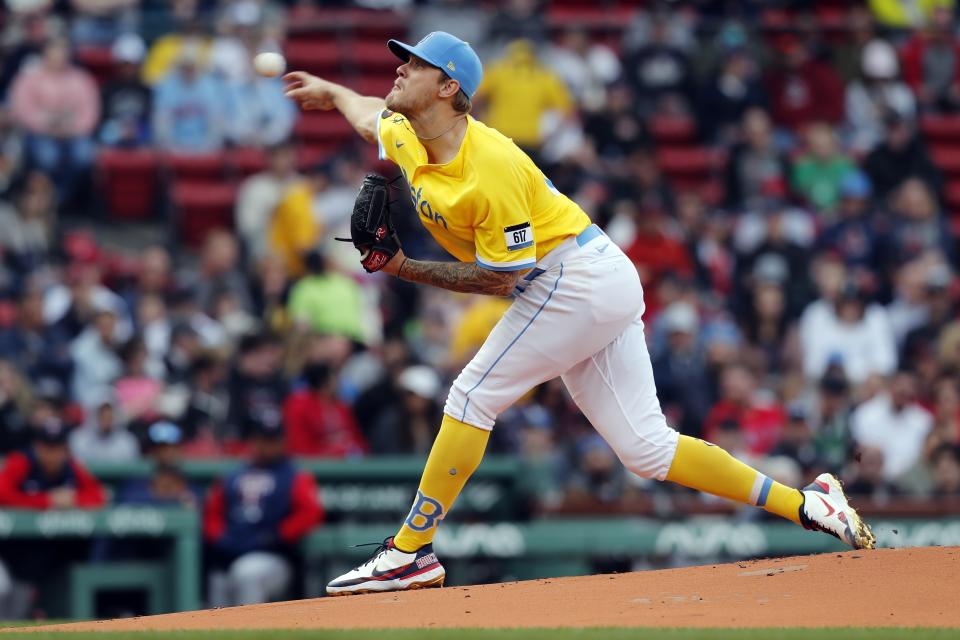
[253,52,286,77]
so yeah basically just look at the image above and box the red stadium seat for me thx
[931,146,960,177]
[75,46,115,85]
[294,112,357,145]
[163,152,229,182]
[172,181,237,248]
[921,116,960,143]
[946,181,960,210]
[231,147,269,178]
[656,146,725,178]
[353,40,401,72]
[96,148,160,220]
[648,116,698,146]
[284,41,342,75]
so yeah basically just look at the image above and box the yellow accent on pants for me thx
[665,435,803,524]
[393,414,490,552]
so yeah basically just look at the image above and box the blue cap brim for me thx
[388,39,442,70]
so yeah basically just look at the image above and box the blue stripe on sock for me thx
[756,476,773,507]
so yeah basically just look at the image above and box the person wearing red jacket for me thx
[203,417,322,606]
[283,362,368,458]
[900,5,960,112]
[0,419,105,510]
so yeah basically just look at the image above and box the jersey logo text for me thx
[504,222,533,251]
[410,185,448,230]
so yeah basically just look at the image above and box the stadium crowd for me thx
[0,0,958,539]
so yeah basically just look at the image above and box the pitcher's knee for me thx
[615,422,680,481]
[444,380,497,430]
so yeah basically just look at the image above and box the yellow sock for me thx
[665,435,804,524]
[393,414,490,551]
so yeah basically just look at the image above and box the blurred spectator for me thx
[46,259,130,342]
[739,256,792,374]
[810,369,855,472]
[287,251,365,344]
[69,393,138,463]
[448,296,511,372]
[178,355,228,447]
[0,419,105,509]
[69,307,124,407]
[851,370,933,481]
[564,433,628,505]
[0,171,56,279]
[236,144,302,260]
[583,83,649,161]
[0,287,74,391]
[698,47,767,143]
[486,0,547,51]
[99,33,152,147]
[878,179,955,272]
[283,362,367,458]
[765,38,844,132]
[0,359,33,455]
[799,280,897,385]
[724,108,790,209]
[834,6,877,83]
[118,462,197,508]
[69,0,139,47]
[901,5,960,113]
[817,171,881,272]
[113,335,164,425]
[930,444,960,496]
[204,418,321,606]
[152,45,224,153]
[142,18,211,86]
[624,205,692,314]
[769,403,820,475]
[869,0,954,30]
[863,114,940,200]
[703,363,785,455]
[845,39,916,153]
[190,231,254,316]
[225,332,285,442]
[363,364,442,455]
[622,12,694,116]
[790,123,856,214]
[843,444,896,498]
[547,27,621,113]
[0,106,24,194]
[267,180,319,277]
[410,0,489,52]
[224,74,295,147]
[250,255,292,334]
[475,39,573,155]
[652,302,711,439]
[9,37,100,205]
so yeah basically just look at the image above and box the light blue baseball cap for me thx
[387,31,483,99]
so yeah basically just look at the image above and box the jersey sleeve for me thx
[375,109,420,170]
[473,171,537,272]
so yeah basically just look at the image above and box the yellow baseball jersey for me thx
[375,110,591,272]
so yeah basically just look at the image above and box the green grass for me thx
[1,628,959,639]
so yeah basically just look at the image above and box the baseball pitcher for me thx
[283,31,875,596]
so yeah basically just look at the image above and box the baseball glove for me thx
[336,173,402,273]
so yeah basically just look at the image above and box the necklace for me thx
[415,115,466,141]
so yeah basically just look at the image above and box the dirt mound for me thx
[17,547,960,631]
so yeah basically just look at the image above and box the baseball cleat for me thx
[799,473,876,550]
[326,536,446,596]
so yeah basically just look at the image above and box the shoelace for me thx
[352,537,394,569]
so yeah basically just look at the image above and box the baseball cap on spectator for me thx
[753,253,789,285]
[33,419,69,445]
[820,370,849,394]
[387,31,484,98]
[840,170,872,200]
[398,365,441,399]
[148,421,183,447]
[112,33,146,65]
[661,302,699,335]
[862,39,899,79]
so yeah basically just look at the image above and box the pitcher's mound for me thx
[24,547,960,631]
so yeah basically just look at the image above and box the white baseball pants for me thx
[445,225,680,480]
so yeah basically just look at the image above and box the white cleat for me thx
[799,473,876,550]
[326,537,446,596]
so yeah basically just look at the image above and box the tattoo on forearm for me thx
[398,260,518,296]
